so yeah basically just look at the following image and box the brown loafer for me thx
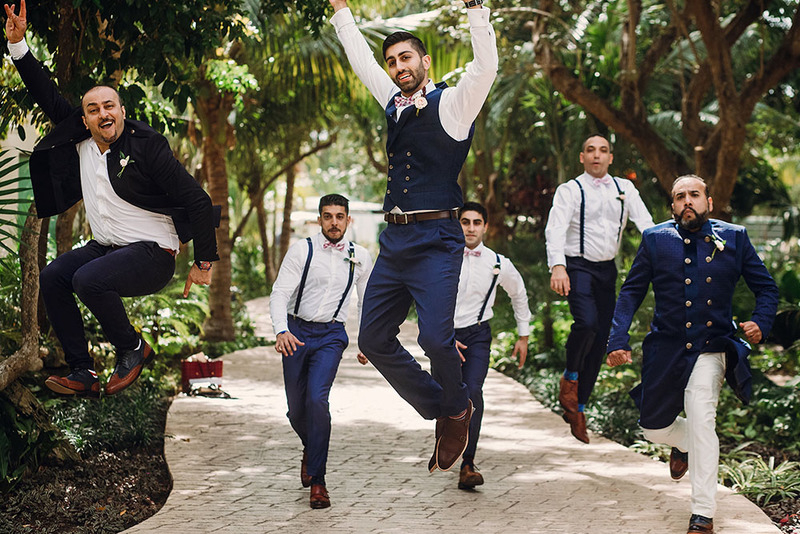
[559,376,579,413]
[301,450,311,488]
[670,447,689,480]
[563,411,590,443]
[45,369,100,399]
[687,514,713,533]
[428,416,446,472]
[105,338,155,396]
[309,484,330,509]
[436,400,472,472]
[458,463,484,489]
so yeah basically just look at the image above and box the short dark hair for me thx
[382,31,427,61]
[459,201,488,223]
[582,134,613,153]
[671,174,710,198]
[319,194,349,215]
[81,85,123,112]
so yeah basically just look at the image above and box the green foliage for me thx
[0,150,32,264]
[720,454,800,505]
[231,237,269,301]
[0,397,61,491]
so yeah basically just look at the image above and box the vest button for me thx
[685,278,691,285]
[406,151,411,156]
[389,152,394,157]
[706,277,712,283]
[388,177,392,181]
[403,188,408,193]
[389,165,393,169]
[686,342,693,350]
[684,238,691,244]
[387,189,391,194]
[684,258,691,264]
[405,176,410,181]
[704,236,711,242]
[686,322,692,328]
[406,164,411,169]
[685,300,692,307]
[707,299,712,305]
[705,256,712,263]
[706,321,713,327]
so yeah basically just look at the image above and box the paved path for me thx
[126,297,779,533]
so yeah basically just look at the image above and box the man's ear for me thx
[121,106,126,119]
[422,54,432,72]
[708,196,714,213]
[82,116,88,130]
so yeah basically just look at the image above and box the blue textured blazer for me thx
[607,219,779,429]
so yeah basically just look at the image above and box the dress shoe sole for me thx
[310,500,331,509]
[105,346,156,396]
[562,413,590,444]
[428,444,439,473]
[45,379,100,399]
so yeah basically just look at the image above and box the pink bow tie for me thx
[464,249,481,257]
[394,94,414,108]
[592,175,612,186]
[323,241,345,251]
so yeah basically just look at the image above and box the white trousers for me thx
[641,352,726,518]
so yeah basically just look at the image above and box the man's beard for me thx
[674,207,709,231]
[322,228,344,243]
[395,65,425,93]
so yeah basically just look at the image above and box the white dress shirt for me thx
[545,172,654,268]
[270,232,373,335]
[454,243,531,335]
[77,139,180,250]
[330,7,497,142]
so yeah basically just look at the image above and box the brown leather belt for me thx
[384,209,457,225]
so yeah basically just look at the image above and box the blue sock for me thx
[578,404,585,413]
[563,370,578,381]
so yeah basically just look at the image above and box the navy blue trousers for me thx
[282,316,347,480]
[455,322,492,461]
[565,256,617,405]
[39,240,175,370]
[358,218,468,420]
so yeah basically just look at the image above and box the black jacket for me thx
[14,51,219,262]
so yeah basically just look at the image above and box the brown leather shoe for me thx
[301,450,311,488]
[670,447,689,480]
[687,514,713,533]
[105,338,155,396]
[309,484,330,509]
[559,376,579,413]
[563,411,590,443]
[45,369,100,398]
[436,400,472,472]
[428,417,445,472]
[458,463,484,489]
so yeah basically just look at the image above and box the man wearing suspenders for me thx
[545,135,654,443]
[454,202,531,489]
[270,194,373,509]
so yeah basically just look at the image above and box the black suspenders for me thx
[477,252,501,324]
[574,177,625,257]
[293,238,356,322]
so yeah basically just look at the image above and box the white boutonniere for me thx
[343,256,362,267]
[709,231,726,260]
[414,87,428,116]
[492,266,501,275]
[617,193,626,201]
[117,152,134,178]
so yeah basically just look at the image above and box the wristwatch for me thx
[195,260,213,271]
[464,0,483,7]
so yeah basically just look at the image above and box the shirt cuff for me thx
[330,7,355,31]
[8,38,29,60]
[466,5,490,26]
[517,324,531,337]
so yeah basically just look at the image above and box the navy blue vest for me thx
[383,82,474,212]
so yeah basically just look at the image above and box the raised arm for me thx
[5,0,77,124]
[329,0,398,107]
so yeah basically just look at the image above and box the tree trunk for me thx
[55,202,81,257]
[256,198,275,286]
[279,166,297,263]
[195,82,235,342]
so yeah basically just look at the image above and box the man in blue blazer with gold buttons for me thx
[606,175,778,534]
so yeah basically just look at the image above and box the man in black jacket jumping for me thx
[4,0,219,398]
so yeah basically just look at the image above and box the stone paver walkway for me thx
[125,297,779,533]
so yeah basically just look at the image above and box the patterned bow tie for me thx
[464,249,481,257]
[394,94,414,108]
[592,175,612,186]
[323,241,345,251]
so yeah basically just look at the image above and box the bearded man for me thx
[606,175,778,534]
